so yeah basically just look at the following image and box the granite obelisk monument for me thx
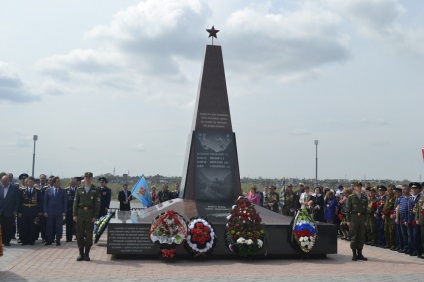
[180,26,242,202]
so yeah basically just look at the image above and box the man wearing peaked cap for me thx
[97,177,111,218]
[73,172,100,261]
[407,182,422,258]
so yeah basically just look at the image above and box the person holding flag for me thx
[131,175,152,207]
[280,178,297,217]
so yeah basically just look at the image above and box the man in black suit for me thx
[0,175,20,246]
[118,183,132,211]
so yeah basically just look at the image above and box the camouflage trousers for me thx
[366,215,376,243]
[383,216,395,248]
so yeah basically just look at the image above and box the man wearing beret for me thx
[346,182,368,261]
[73,172,100,261]
[97,177,111,218]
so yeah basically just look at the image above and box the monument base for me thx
[107,199,337,258]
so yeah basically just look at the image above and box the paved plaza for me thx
[1,236,423,282]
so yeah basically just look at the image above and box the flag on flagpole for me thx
[278,177,286,211]
[131,175,152,207]
[422,146,424,162]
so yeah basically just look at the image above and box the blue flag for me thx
[131,175,152,207]
[278,177,286,211]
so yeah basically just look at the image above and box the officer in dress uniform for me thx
[365,187,378,246]
[346,181,368,261]
[407,182,422,258]
[118,183,132,211]
[16,173,28,243]
[65,178,77,242]
[375,185,386,247]
[18,177,42,245]
[97,177,111,218]
[73,172,100,261]
[382,185,396,250]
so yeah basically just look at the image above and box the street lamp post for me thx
[32,135,38,177]
[314,140,319,187]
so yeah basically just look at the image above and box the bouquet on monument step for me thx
[185,217,216,258]
[293,208,318,253]
[225,196,265,257]
[149,210,188,259]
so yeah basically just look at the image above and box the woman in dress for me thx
[324,190,337,224]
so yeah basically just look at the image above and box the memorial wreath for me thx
[293,208,317,253]
[149,210,188,259]
[225,196,265,257]
[185,217,216,257]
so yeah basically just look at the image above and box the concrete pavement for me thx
[1,235,423,282]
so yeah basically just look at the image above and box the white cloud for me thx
[0,61,39,102]
[326,0,424,56]
[136,143,146,151]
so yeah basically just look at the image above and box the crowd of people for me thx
[2,171,424,262]
[246,181,424,260]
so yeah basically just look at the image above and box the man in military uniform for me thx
[365,187,377,246]
[97,177,111,218]
[407,182,421,257]
[65,178,77,242]
[281,183,297,216]
[382,185,396,250]
[375,185,386,247]
[415,183,424,259]
[346,181,368,261]
[73,172,100,261]
[265,185,279,213]
[38,174,49,243]
[18,177,42,245]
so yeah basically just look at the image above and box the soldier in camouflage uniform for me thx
[346,182,368,261]
[365,187,377,246]
[281,183,297,216]
[73,172,100,262]
[415,183,424,259]
[382,185,396,250]
[265,185,279,213]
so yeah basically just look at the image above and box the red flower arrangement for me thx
[185,217,216,257]
[370,202,377,210]
[226,196,265,257]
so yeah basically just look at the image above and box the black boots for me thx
[77,247,85,261]
[351,249,358,261]
[357,249,368,261]
[84,247,91,261]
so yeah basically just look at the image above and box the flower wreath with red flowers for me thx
[149,210,188,259]
[225,196,265,257]
[184,217,216,257]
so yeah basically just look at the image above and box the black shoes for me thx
[77,247,85,261]
[45,242,52,246]
[56,240,61,246]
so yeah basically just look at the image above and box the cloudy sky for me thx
[1,0,424,182]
